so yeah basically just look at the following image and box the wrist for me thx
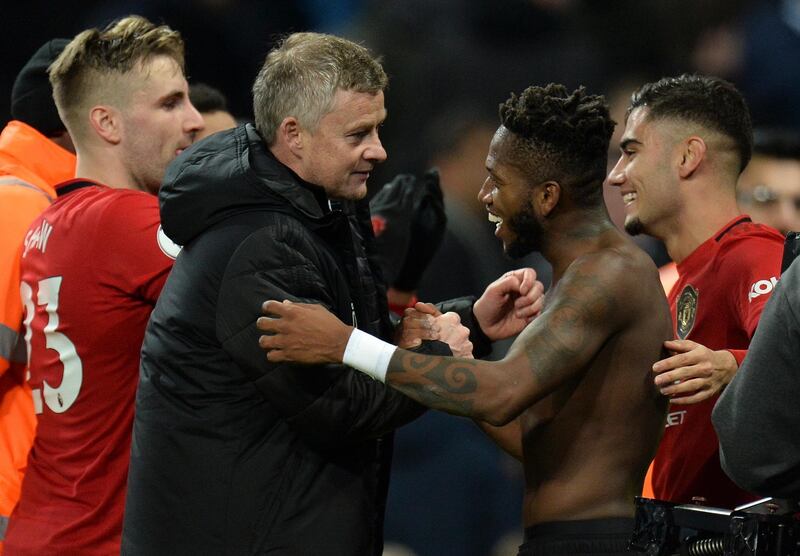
[472,296,488,331]
[342,328,397,382]
[717,349,739,384]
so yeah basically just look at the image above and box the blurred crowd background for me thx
[5,1,799,554]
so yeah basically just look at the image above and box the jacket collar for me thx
[245,125,332,220]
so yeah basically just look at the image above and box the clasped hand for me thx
[473,267,544,341]
[652,339,738,405]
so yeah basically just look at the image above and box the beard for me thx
[504,202,544,259]
[624,215,645,236]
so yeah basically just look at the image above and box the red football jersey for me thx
[5,180,177,555]
[651,216,783,508]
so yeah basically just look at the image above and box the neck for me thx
[74,147,143,191]
[658,183,740,263]
[542,204,618,282]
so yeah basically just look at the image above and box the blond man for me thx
[4,16,202,555]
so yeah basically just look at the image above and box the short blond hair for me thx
[252,32,387,144]
[49,15,185,141]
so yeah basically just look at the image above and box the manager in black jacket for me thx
[122,32,539,555]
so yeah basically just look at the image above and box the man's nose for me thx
[364,134,387,164]
[477,178,492,203]
[607,156,625,187]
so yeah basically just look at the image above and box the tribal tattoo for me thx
[383,257,620,421]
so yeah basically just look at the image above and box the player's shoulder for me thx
[84,188,160,226]
[717,220,784,268]
[572,241,657,282]
[721,220,784,249]
[560,242,659,306]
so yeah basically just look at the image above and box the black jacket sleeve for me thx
[215,220,425,450]
[712,257,800,499]
[435,296,493,359]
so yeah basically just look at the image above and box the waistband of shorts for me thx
[524,517,635,540]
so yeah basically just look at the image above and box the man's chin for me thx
[330,183,368,201]
[623,216,645,236]
[504,239,537,260]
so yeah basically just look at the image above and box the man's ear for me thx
[88,105,121,145]
[537,181,561,217]
[277,116,304,156]
[679,136,706,179]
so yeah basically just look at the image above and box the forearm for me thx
[383,348,516,425]
[339,325,516,423]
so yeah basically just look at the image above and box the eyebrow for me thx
[346,111,388,133]
[619,138,642,150]
[159,90,185,103]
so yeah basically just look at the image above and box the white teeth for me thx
[622,192,637,205]
[488,213,502,223]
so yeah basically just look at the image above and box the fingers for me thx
[656,374,706,395]
[513,280,544,318]
[511,267,537,295]
[669,388,714,405]
[663,339,696,352]
[654,363,713,387]
[652,342,703,374]
[258,333,289,363]
[396,310,439,349]
[435,311,461,327]
[262,299,289,317]
[410,301,441,316]
[256,315,279,333]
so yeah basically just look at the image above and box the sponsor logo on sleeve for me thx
[748,277,779,301]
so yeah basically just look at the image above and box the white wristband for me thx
[342,328,396,383]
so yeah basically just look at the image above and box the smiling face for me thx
[607,107,681,238]
[478,127,544,259]
[297,88,387,200]
[118,55,204,194]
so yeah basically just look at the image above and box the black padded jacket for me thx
[122,125,460,555]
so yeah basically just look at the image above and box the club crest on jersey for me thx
[676,285,698,339]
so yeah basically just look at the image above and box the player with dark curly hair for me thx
[255,83,674,555]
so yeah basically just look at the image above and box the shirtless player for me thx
[257,84,672,555]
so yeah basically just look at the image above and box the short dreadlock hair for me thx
[499,83,615,208]
[628,74,752,172]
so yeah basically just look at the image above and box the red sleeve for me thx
[95,191,176,303]
[727,348,747,367]
[723,234,783,338]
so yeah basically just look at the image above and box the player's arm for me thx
[259,252,628,426]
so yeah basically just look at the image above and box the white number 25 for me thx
[20,276,83,414]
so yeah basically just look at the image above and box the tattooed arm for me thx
[258,252,629,426]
